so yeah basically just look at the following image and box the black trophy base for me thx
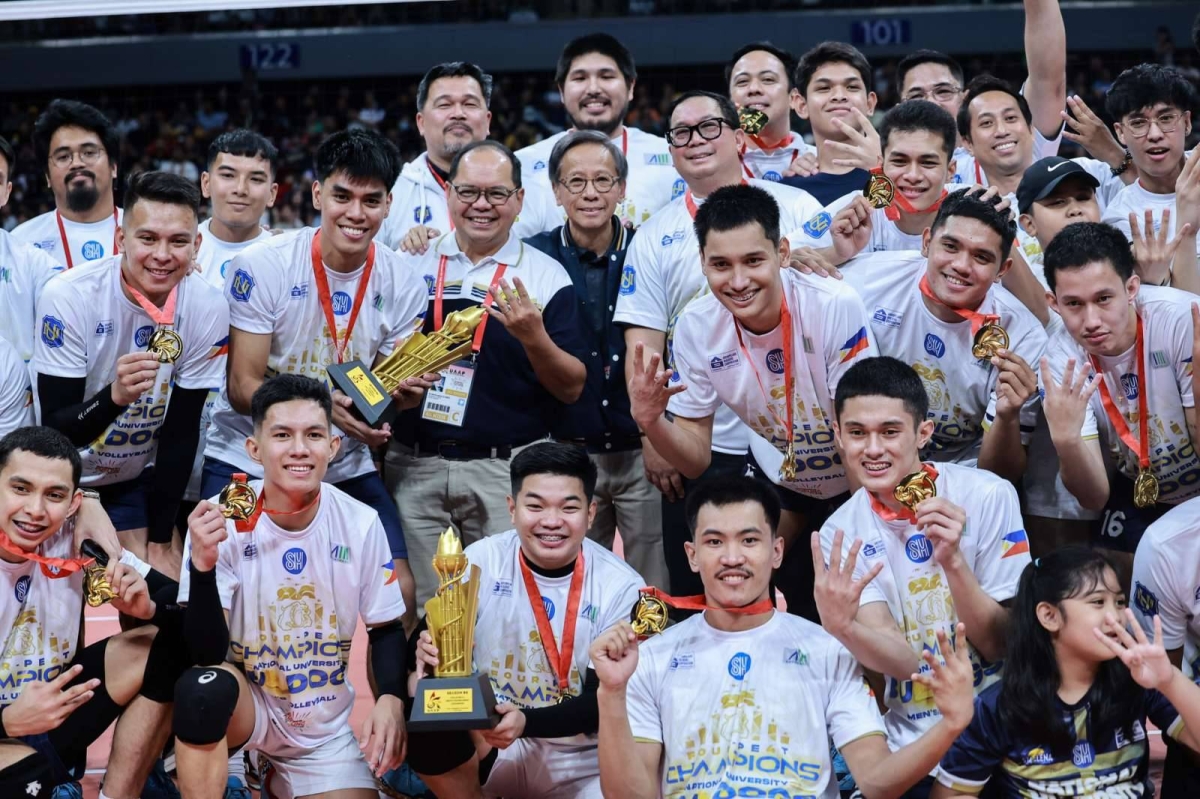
[408,671,500,732]
[327,360,397,429]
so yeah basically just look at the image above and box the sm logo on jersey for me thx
[230,269,255,303]
[619,265,636,296]
[542,597,555,620]
[14,575,30,602]
[924,334,945,358]
[331,291,352,315]
[1072,742,1095,767]
[906,534,933,563]
[802,212,832,239]
[727,652,752,680]
[283,547,308,575]
[763,170,782,182]
[1134,581,1159,616]
[81,240,105,260]
[134,325,154,348]
[41,315,66,349]
[414,205,433,224]
[765,348,786,374]
[1120,373,1139,401]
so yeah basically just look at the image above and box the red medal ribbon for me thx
[0,532,93,578]
[639,586,775,616]
[234,488,322,533]
[518,551,585,701]
[740,134,798,180]
[685,180,749,219]
[121,271,178,328]
[974,159,984,187]
[732,292,795,469]
[867,462,940,524]
[433,255,509,355]
[1089,314,1151,473]
[56,208,120,270]
[918,275,998,337]
[310,231,375,364]
[870,167,948,222]
[427,160,455,232]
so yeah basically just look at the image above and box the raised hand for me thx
[590,621,640,690]
[1040,357,1099,445]
[1095,609,1175,691]
[911,624,975,731]
[915,497,968,570]
[187,500,228,572]
[488,277,546,345]
[1061,95,1128,169]
[811,530,883,638]
[111,351,161,406]
[825,108,883,170]
[830,195,873,263]
[1130,208,1191,287]
[992,349,1038,421]
[627,342,686,430]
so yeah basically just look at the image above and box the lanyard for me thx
[433,243,521,354]
[684,180,748,219]
[638,586,775,615]
[0,532,94,578]
[56,208,119,270]
[518,551,585,701]
[917,275,997,337]
[868,463,940,524]
[427,160,455,233]
[235,488,322,534]
[121,271,177,327]
[310,231,376,364]
[740,133,798,180]
[732,292,796,472]
[1090,314,1150,472]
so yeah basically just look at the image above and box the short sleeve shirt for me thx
[1131,498,1200,680]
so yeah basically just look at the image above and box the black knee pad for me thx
[172,667,240,745]
[406,730,476,776]
[0,749,53,798]
[139,625,190,703]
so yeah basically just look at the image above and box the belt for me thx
[558,433,643,454]
[404,440,531,461]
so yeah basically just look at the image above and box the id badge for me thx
[421,359,475,427]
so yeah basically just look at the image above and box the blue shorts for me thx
[95,469,152,533]
[1095,472,1170,554]
[201,457,409,560]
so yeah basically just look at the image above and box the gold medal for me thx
[1133,468,1159,509]
[863,172,896,210]
[894,469,937,514]
[146,327,183,364]
[780,441,798,482]
[971,322,1010,361]
[219,472,258,521]
[83,562,116,607]
[738,107,769,135]
[630,593,669,638]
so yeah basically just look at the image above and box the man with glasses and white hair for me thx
[526,130,668,588]
[386,139,588,607]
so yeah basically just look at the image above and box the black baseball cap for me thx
[1016,156,1100,215]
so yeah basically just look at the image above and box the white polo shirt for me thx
[12,208,125,268]
[1131,497,1200,681]
[0,228,63,360]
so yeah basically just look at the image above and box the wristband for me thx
[1111,149,1133,177]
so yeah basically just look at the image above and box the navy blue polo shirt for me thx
[782,168,870,206]
[526,219,640,448]
[391,232,588,449]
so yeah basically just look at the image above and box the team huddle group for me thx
[1,2,1200,798]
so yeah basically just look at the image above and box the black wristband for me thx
[1111,149,1133,177]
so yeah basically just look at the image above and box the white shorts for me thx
[242,680,377,798]
[483,738,602,799]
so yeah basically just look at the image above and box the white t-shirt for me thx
[377,152,561,251]
[669,268,875,499]
[741,134,817,182]
[31,257,230,485]
[177,481,405,751]
[0,528,145,707]
[626,610,885,799]
[12,208,125,268]
[819,462,1029,756]
[1043,286,1199,504]
[0,228,63,360]
[842,251,1047,464]
[204,227,427,484]
[467,530,642,747]
[187,220,274,499]
[1131,497,1200,680]
[612,179,831,455]
[0,338,33,436]
[1102,179,1200,258]
[518,127,685,229]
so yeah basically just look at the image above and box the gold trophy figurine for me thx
[327,306,487,428]
[408,527,499,731]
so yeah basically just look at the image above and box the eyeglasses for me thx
[904,85,962,104]
[666,118,731,148]
[450,184,519,205]
[1124,110,1183,138]
[50,146,106,169]
[558,175,620,194]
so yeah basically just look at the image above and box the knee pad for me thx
[0,749,53,798]
[139,625,190,704]
[172,667,240,745]
[406,730,476,776]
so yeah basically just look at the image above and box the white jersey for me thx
[1103,179,1200,259]
[187,220,274,499]
[177,481,405,751]
[12,208,125,268]
[626,610,885,799]
[1044,286,1199,504]
[0,529,145,707]
[467,531,642,746]
[612,179,831,455]
[0,338,33,436]
[205,227,427,484]
[377,152,561,251]
[669,268,874,499]
[0,228,63,360]
[842,251,1047,464]
[31,257,229,485]
[741,134,817,182]
[819,462,1029,757]
[518,126,685,229]
[1131,497,1200,680]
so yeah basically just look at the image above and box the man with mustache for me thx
[13,100,123,269]
[378,61,561,254]
[517,34,684,229]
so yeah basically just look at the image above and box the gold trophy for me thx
[327,306,487,428]
[80,540,117,608]
[894,469,937,514]
[408,527,499,731]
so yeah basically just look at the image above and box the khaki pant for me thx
[385,442,531,609]
[586,448,667,590]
